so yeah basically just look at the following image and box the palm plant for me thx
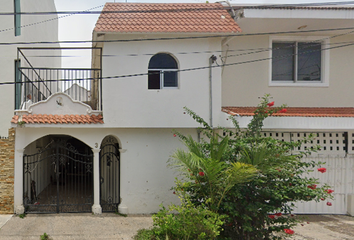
[169,134,258,211]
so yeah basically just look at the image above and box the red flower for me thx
[198,172,205,177]
[284,229,294,235]
[275,213,282,217]
[267,101,275,107]
[325,189,334,194]
[279,108,287,113]
[327,202,332,206]
[318,167,326,173]
[321,198,325,201]
[173,191,176,194]
[307,184,317,190]
[173,134,177,137]
[268,215,275,219]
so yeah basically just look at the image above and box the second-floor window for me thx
[270,36,329,87]
[148,53,178,89]
[272,41,321,82]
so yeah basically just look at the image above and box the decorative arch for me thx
[99,135,120,212]
[148,53,179,89]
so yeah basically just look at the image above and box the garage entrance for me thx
[23,136,93,213]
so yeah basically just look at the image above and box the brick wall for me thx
[0,128,15,214]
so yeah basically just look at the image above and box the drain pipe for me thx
[209,55,217,128]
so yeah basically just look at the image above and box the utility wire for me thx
[17,40,354,59]
[1,26,354,46]
[2,1,354,15]
[3,40,354,86]
[0,4,104,34]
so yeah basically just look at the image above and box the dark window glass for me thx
[148,71,160,89]
[163,71,177,87]
[297,42,321,81]
[149,53,178,69]
[272,42,295,81]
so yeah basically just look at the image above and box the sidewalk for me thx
[1,214,354,239]
[0,213,153,240]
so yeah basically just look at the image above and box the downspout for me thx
[209,55,217,128]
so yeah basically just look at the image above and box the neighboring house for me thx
[9,2,354,216]
[0,0,61,136]
[0,0,60,214]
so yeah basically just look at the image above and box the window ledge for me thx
[269,82,329,87]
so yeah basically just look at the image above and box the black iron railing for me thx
[17,68,101,110]
[15,47,102,111]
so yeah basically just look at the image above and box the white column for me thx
[118,149,128,214]
[92,148,102,214]
[14,149,25,214]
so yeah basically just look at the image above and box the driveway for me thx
[0,214,354,239]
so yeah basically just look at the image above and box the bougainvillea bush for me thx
[170,95,334,240]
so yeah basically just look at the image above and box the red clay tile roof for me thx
[11,114,104,124]
[222,107,354,117]
[94,3,241,33]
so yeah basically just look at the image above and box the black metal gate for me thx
[23,139,93,213]
[100,136,120,212]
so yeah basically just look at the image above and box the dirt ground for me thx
[285,215,354,240]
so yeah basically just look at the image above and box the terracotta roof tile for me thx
[222,107,354,117]
[11,114,104,125]
[94,3,241,33]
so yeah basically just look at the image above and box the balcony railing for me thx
[15,47,102,111]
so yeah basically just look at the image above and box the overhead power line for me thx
[2,40,353,87]
[0,4,105,34]
[1,26,354,46]
[2,1,354,15]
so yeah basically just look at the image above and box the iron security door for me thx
[100,136,120,212]
[23,140,93,213]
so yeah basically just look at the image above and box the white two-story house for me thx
[10,2,354,215]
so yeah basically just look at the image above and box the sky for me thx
[53,0,351,68]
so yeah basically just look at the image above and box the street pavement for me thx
[0,213,153,240]
[1,214,354,239]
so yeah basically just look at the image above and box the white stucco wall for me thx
[15,127,198,214]
[222,29,354,108]
[0,0,60,136]
[98,34,222,128]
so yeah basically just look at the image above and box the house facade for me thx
[10,2,354,215]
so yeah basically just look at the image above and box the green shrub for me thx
[134,199,225,240]
[172,94,334,239]
[152,199,225,240]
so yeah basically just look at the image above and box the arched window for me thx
[148,53,178,89]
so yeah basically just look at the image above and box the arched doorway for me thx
[23,135,93,213]
[99,135,120,212]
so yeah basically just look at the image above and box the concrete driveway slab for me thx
[0,215,13,229]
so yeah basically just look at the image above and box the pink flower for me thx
[327,202,332,206]
[284,229,294,235]
[318,168,326,173]
[308,184,317,190]
[267,101,274,107]
[275,212,282,217]
[268,215,275,219]
[325,189,334,194]
[173,134,177,137]
[198,172,205,177]
[279,109,287,113]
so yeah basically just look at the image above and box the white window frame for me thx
[269,36,329,87]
